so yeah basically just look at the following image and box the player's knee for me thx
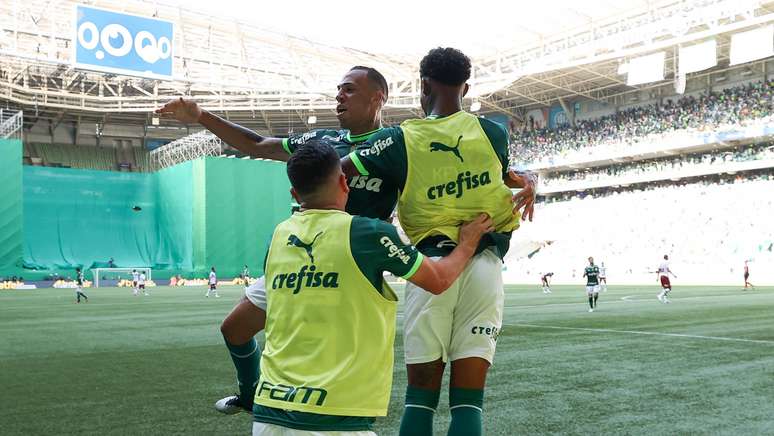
[407,360,444,389]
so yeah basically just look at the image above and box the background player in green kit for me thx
[342,47,535,436]
[74,268,88,303]
[246,141,492,435]
[157,66,402,414]
[583,257,601,312]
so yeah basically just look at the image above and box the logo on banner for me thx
[74,5,174,79]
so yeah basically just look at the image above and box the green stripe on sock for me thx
[448,388,484,436]
[225,337,261,410]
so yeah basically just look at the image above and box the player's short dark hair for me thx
[350,66,388,101]
[420,47,471,86]
[287,140,341,197]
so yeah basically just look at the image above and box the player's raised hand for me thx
[459,213,495,251]
[155,97,202,124]
[507,169,537,221]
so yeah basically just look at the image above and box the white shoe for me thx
[215,395,247,415]
[588,308,594,313]
[215,295,220,298]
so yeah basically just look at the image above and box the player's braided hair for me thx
[419,47,471,86]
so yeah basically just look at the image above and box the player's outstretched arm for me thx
[155,98,289,161]
[409,214,494,294]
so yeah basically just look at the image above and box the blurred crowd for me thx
[511,80,774,165]
[541,142,774,190]
[506,175,774,284]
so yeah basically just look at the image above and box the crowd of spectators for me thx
[505,174,774,285]
[511,79,774,165]
[540,142,774,190]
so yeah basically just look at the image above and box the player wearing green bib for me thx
[157,67,402,415]
[584,257,601,312]
[248,141,492,435]
[343,48,535,436]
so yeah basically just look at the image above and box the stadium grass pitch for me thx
[1,284,773,435]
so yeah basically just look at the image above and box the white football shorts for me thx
[403,249,504,365]
[245,276,267,310]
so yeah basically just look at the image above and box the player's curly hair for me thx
[286,140,340,196]
[419,47,471,86]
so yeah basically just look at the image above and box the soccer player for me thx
[138,271,149,296]
[74,268,88,303]
[131,269,140,296]
[583,257,600,312]
[206,267,220,298]
[242,265,250,288]
[743,260,754,290]
[234,142,492,435]
[541,272,553,294]
[657,255,677,303]
[599,261,608,292]
[342,47,535,436]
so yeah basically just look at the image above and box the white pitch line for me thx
[506,323,774,345]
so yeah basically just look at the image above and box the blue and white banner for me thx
[74,5,174,79]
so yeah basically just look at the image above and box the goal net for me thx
[91,268,152,288]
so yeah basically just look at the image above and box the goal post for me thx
[91,268,152,288]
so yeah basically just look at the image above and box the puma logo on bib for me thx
[287,232,323,263]
[429,135,464,162]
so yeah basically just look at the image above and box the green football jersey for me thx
[283,128,398,221]
[585,265,600,285]
[349,113,514,259]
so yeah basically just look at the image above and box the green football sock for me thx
[225,337,261,410]
[399,386,440,436]
[448,387,484,436]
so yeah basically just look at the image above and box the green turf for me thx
[1,284,772,435]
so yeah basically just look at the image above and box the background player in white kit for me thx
[138,271,149,296]
[131,269,140,296]
[657,255,677,303]
[206,267,220,298]
[599,262,608,292]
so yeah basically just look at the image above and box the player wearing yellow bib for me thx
[343,48,534,436]
[158,67,403,416]
[240,141,492,435]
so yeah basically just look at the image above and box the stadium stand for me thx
[22,143,151,172]
[540,142,774,192]
[512,80,773,166]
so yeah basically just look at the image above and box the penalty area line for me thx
[506,323,774,345]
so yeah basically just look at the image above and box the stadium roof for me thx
[1,0,773,137]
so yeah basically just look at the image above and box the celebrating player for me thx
[656,255,677,303]
[206,267,220,298]
[541,272,553,294]
[74,268,88,303]
[583,257,600,312]
[342,47,534,436]
[233,142,491,434]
